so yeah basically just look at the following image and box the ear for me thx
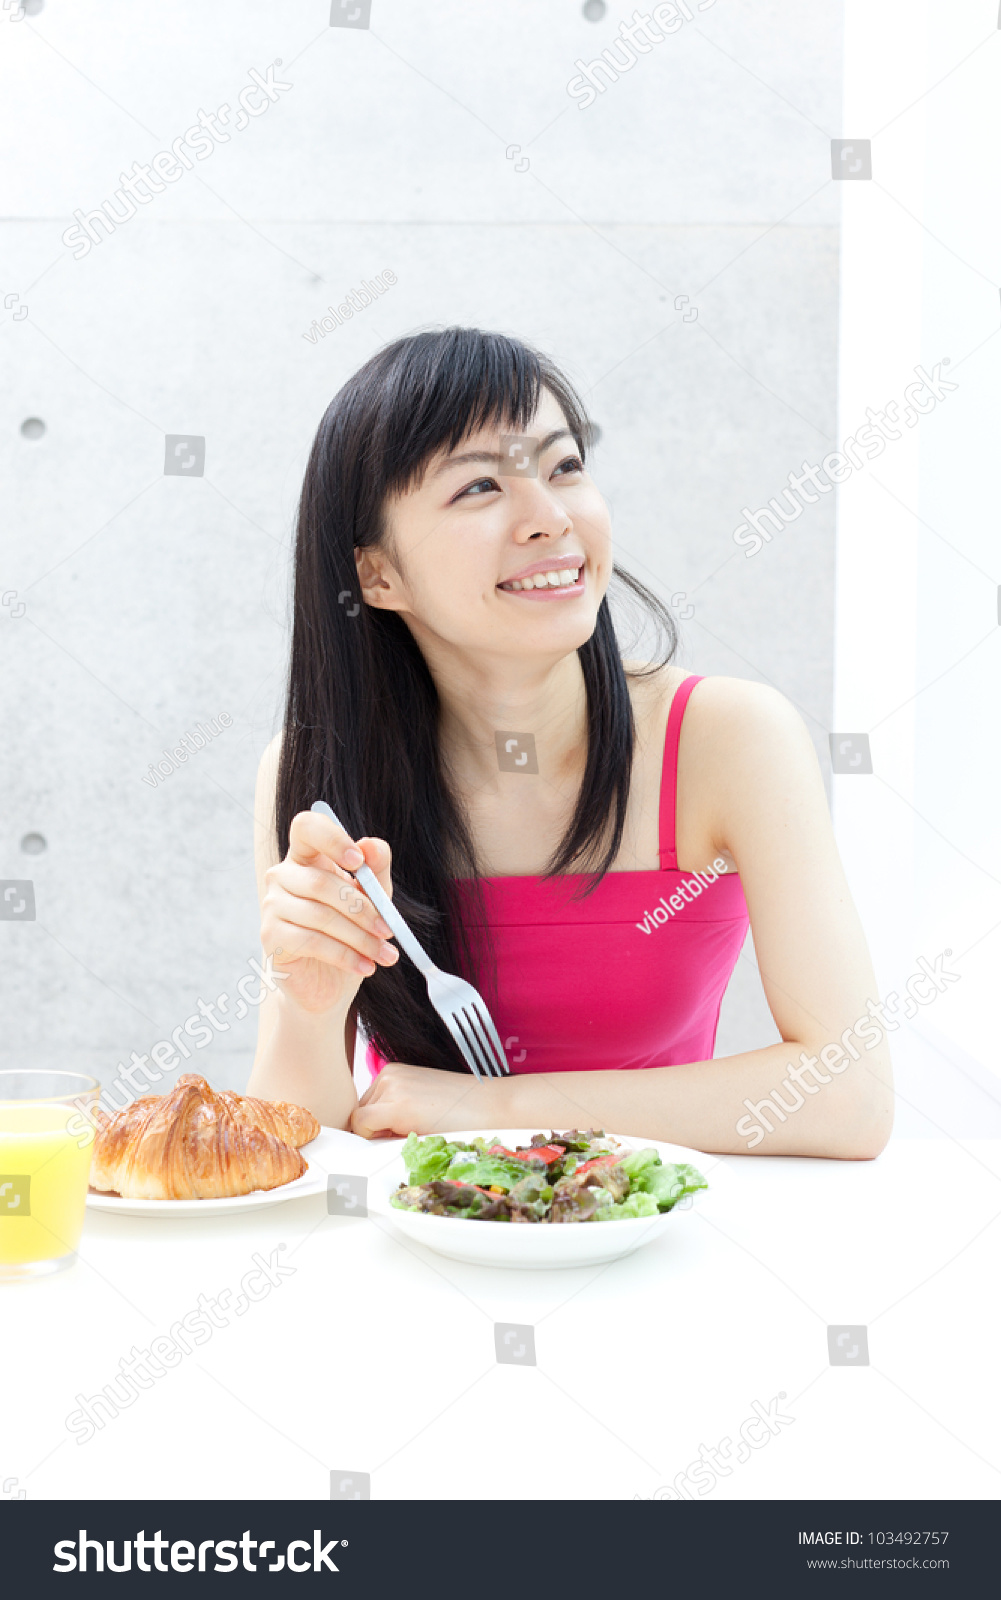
[355,546,408,613]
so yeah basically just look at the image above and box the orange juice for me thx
[0,1103,94,1267]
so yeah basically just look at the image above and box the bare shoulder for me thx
[686,674,813,748]
[255,732,283,822]
[623,663,805,746]
[257,730,283,782]
[681,677,828,864]
[684,675,820,788]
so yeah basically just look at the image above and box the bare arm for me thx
[351,681,894,1158]
[245,734,399,1127]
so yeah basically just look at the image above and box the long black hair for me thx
[277,327,677,1072]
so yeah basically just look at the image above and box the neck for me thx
[430,648,588,790]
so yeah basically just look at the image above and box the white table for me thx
[4,1136,999,1503]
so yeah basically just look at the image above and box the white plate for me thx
[368,1129,712,1269]
[84,1127,340,1217]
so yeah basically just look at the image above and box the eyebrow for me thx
[431,428,576,477]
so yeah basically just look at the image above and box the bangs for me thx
[345,327,592,500]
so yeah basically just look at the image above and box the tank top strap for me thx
[658,674,704,870]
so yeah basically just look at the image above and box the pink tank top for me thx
[364,674,749,1082]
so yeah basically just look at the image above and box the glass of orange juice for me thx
[0,1071,101,1280]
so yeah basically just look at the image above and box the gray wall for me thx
[2,0,842,1092]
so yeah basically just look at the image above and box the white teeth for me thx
[501,566,581,591]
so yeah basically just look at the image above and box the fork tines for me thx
[445,1004,509,1079]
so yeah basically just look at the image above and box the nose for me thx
[509,483,573,545]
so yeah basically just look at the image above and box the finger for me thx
[270,859,394,941]
[265,889,399,971]
[288,808,374,875]
[267,917,376,978]
[350,1100,407,1139]
[264,916,386,979]
[355,836,393,897]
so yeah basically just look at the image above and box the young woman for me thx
[246,328,893,1158]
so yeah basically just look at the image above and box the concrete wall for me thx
[1,0,843,1094]
[832,0,1001,1138]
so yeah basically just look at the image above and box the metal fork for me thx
[310,801,510,1079]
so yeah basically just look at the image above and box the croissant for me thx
[90,1074,318,1200]
[216,1088,319,1149]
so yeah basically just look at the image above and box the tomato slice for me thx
[488,1144,565,1165]
[572,1152,623,1179]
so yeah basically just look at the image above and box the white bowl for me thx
[367,1129,710,1270]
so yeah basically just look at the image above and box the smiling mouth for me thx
[498,565,583,592]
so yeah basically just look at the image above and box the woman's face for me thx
[358,388,613,662]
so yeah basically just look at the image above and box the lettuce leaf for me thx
[401,1133,461,1186]
[442,1154,538,1192]
[632,1161,709,1210]
[507,1174,554,1221]
[550,1129,607,1152]
[618,1146,662,1180]
[597,1190,660,1220]
[632,1164,684,1208]
[670,1162,709,1196]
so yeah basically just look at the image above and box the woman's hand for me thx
[259,808,400,1015]
[350,1062,507,1138]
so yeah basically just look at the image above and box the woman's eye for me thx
[453,458,581,500]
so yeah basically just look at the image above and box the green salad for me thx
[390,1129,707,1224]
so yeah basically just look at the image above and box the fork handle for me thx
[310,801,434,975]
